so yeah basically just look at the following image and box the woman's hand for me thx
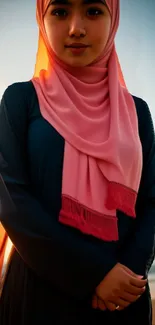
[92,263,147,312]
[92,294,107,310]
[92,292,141,312]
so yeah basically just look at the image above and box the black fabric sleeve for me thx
[119,98,155,277]
[0,83,117,300]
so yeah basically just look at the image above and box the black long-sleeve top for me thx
[0,81,155,303]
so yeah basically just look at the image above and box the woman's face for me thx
[44,0,111,67]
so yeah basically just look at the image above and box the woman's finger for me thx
[92,294,98,309]
[104,300,117,312]
[130,277,147,288]
[125,283,146,296]
[113,297,130,309]
[97,297,107,311]
[120,291,140,303]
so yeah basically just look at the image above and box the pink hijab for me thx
[32,0,142,241]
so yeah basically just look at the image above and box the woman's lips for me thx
[65,43,90,55]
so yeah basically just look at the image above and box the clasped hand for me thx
[92,263,147,312]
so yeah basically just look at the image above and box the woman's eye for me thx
[51,9,68,17]
[87,8,103,17]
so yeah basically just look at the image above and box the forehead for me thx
[48,0,107,5]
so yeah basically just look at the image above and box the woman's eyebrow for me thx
[83,0,106,4]
[49,0,71,5]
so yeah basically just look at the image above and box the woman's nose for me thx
[69,15,86,38]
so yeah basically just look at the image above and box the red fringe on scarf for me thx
[59,196,118,242]
[59,182,137,242]
[105,181,137,218]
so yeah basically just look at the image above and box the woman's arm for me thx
[0,83,117,300]
[119,98,155,277]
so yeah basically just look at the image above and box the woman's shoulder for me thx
[132,94,149,114]
[132,94,154,151]
[132,94,153,129]
[0,81,38,127]
[1,81,36,106]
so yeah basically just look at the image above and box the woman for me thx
[0,0,154,324]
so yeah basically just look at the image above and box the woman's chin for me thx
[60,54,94,68]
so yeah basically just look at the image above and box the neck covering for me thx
[32,0,142,241]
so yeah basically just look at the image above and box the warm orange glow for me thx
[116,52,127,87]
[2,238,13,276]
[34,32,49,78]
[0,224,8,277]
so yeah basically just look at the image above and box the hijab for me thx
[31,0,142,241]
